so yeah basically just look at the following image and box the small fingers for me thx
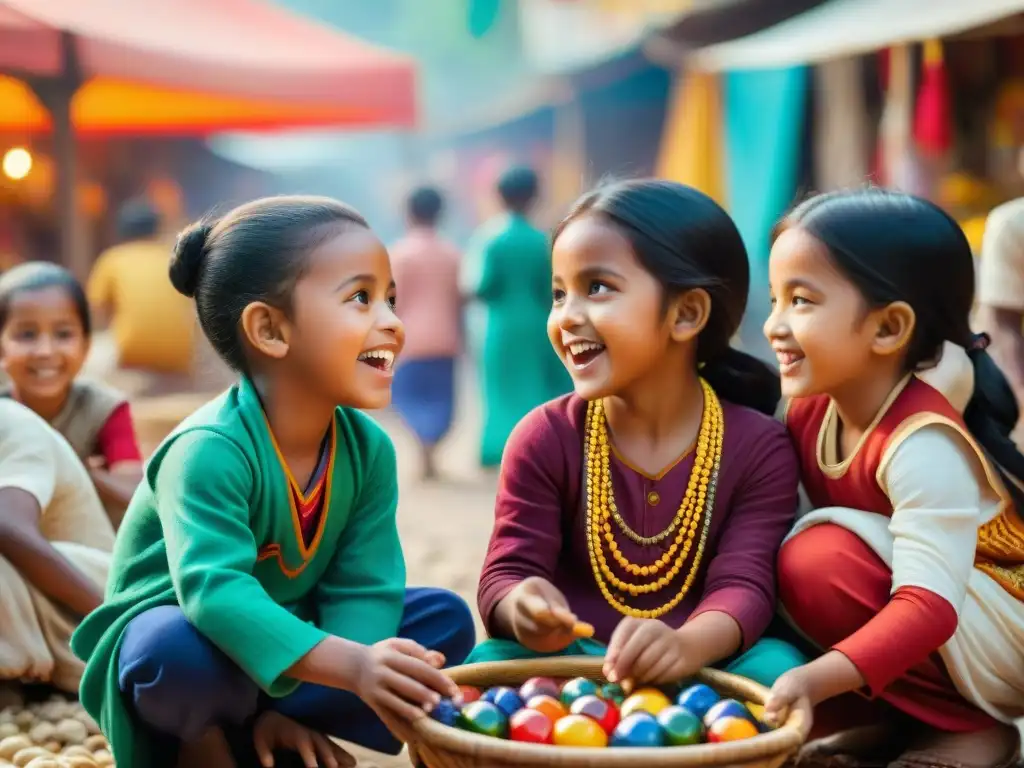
[296,732,318,768]
[385,638,432,661]
[311,731,352,768]
[384,667,442,712]
[377,690,429,724]
[389,653,460,699]
[520,595,576,629]
[253,728,274,768]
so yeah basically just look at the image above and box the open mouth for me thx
[774,349,805,375]
[567,341,606,370]
[28,366,64,382]
[357,349,395,373]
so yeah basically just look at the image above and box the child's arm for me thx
[680,424,800,656]
[765,424,981,723]
[87,402,143,523]
[313,436,405,645]
[0,437,104,618]
[479,406,576,651]
[0,487,104,616]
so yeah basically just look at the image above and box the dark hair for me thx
[554,179,781,416]
[169,195,368,373]
[0,261,91,336]
[407,186,444,227]
[777,188,1024,509]
[497,166,539,214]
[117,197,161,241]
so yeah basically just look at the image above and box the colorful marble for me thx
[483,686,524,718]
[519,677,561,703]
[600,682,627,705]
[429,698,459,727]
[458,685,482,705]
[456,701,508,739]
[553,714,608,748]
[526,694,568,722]
[509,708,553,744]
[676,683,721,719]
[609,712,666,748]
[569,694,620,734]
[560,677,600,708]
[704,698,756,727]
[656,705,704,746]
[620,688,672,718]
[707,716,759,743]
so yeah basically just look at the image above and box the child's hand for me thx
[764,668,813,729]
[252,711,355,768]
[353,637,460,725]
[509,577,581,653]
[604,618,693,685]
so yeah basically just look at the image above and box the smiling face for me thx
[0,286,89,408]
[548,215,678,401]
[764,227,883,399]
[281,226,404,410]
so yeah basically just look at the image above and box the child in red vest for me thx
[763,189,1023,768]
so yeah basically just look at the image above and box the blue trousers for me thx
[118,587,475,758]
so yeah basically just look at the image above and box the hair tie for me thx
[970,332,991,352]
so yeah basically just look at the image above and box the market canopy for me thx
[0,0,418,135]
[688,0,1024,71]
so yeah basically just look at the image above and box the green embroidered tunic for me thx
[71,377,405,767]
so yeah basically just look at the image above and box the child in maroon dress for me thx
[471,180,807,692]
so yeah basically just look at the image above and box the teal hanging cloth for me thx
[468,0,501,37]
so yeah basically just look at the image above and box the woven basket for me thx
[403,656,810,768]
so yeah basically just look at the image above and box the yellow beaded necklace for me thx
[584,378,724,619]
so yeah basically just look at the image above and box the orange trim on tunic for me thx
[256,418,337,579]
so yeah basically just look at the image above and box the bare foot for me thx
[798,722,909,767]
[895,724,1019,768]
[177,726,236,768]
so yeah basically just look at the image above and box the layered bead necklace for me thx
[584,378,724,619]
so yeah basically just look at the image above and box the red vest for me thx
[787,376,1024,600]
[787,377,964,517]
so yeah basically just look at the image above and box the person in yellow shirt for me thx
[87,199,195,374]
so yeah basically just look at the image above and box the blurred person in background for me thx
[462,166,571,468]
[87,198,196,378]
[975,171,1024,443]
[390,186,463,480]
[0,263,142,527]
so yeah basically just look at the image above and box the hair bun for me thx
[169,220,214,298]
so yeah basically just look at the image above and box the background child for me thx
[71,196,475,768]
[0,262,143,526]
[389,186,463,480]
[473,179,808,691]
[462,166,572,468]
[0,399,112,696]
[763,189,1024,768]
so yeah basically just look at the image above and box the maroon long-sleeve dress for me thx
[477,393,800,648]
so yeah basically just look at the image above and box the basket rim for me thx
[411,657,810,767]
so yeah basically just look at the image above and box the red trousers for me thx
[778,523,996,733]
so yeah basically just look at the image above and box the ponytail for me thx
[701,347,781,417]
[962,334,1024,511]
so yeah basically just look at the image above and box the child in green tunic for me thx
[71,196,476,768]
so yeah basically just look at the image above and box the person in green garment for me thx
[70,196,476,768]
[462,166,572,468]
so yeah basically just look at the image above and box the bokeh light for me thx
[2,147,32,181]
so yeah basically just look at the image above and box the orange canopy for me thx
[0,0,418,135]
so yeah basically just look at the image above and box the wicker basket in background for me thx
[403,657,810,768]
